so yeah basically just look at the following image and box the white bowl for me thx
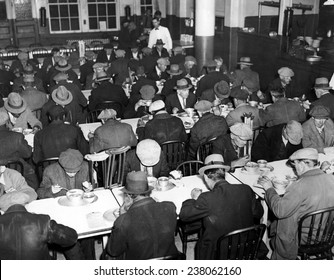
[83,192,96,203]
[66,189,84,204]
[244,162,259,173]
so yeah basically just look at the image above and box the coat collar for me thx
[299,168,324,178]
[129,197,155,210]
[5,204,28,214]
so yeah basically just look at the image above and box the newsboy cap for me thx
[289,148,318,161]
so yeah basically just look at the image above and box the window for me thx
[140,0,153,15]
[0,1,6,21]
[48,0,80,32]
[48,0,119,34]
[87,0,117,30]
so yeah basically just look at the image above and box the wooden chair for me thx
[298,206,334,260]
[5,160,24,176]
[176,160,204,176]
[215,224,266,260]
[35,157,59,183]
[196,137,217,162]
[160,140,187,170]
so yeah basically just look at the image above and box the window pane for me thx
[98,4,106,16]
[59,0,67,3]
[61,18,70,30]
[59,5,69,17]
[88,4,97,16]
[71,18,80,30]
[108,17,116,29]
[147,0,152,4]
[49,6,59,17]
[107,4,115,15]
[141,0,145,5]
[49,0,57,3]
[50,19,60,31]
[89,18,98,29]
[99,16,106,22]
[69,0,78,3]
[87,0,96,2]
[141,7,145,15]
[69,5,78,16]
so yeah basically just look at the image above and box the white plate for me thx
[103,208,119,222]
[58,196,98,207]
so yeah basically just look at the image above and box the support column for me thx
[278,0,292,35]
[195,0,215,71]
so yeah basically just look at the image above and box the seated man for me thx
[124,85,163,119]
[179,155,264,259]
[266,67,296,99]
[130,66,157,96]
[151,39,170,59]
[225,86,262,129]
[252,120,303,162]
[33,105,89,164]
[89,109,137,153]
[311,77,334,120]
[200,80,231,106]
[124,139,170,179]
[147,57,169,81]
[188,100,229,159]
[106,171,178,259]
[259,88,306,127]
[0,204,77,260]
[302,105,334,153]
[165,78,197,114]
[212,123,253,169]
[161,64,185,99]
[1,92,42,131]
[258,148,334,259]
[136,100,187,144]
[0,165,37,211]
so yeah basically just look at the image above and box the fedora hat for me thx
[314,77,332,90]
[237,57,253,65]
[167,64,183,75]
[121,171,153,195]
[4,92,27,114]
[51,86,73,106]
[95,71,111,82]
[199,154,230,176]
[174,78,192,90]
[55,58,72,72]
[155,39,165,46]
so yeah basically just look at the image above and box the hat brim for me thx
[95,77,111,82]
[140,157,160,167]
[55,65,72,72]
[120,185,154,195]
[199,164,230,176]
[174,84,192,90]
[167,70,183,75]
[51,89,73,106]
[237,62,253,65]
[4,99,27,114]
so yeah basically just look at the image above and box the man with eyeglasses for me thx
[258,148,334,259]
[302,105,334,153]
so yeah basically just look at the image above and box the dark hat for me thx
[242,78,260,93]
[237,57,253,65]
[174,78,192,90]
[214,81,230,98]
[314,77,331,90]
[135,65,146,76]
[51,86,73,106]
[23,65,35,75]
[121,171,153,194]
[309,105,330,119]
[140,85,156,100]
[155,39,165,45]
[230,86,249,100]
[167,64,183,75]
[53,72,69,82]
[59,149,83,173]
[130,41,140,49]
[85,51,95,60]
[4,92,27,114]
[55,58,72,72]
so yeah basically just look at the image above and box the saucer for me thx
[103,208,119,222]
[259,165,274,172]
[58,196,98,207]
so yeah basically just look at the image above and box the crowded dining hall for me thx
[1,0,334,261]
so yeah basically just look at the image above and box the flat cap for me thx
[285,120,303,145]
[278,67,294,77]
[59,149,83,173]
[136,139,161,166]
[230,123,253,140]
[194,100,212,112]
[97,109,117,120]
[149,100,165,113]
[157,57,170,66]
[310,105,330,119]
[289,148,318,161]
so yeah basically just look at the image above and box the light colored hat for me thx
[237,57,253,65]
[278,67,294,77]
[149,100,165,113]
[285,120,303,145]
[199,154,230,175]
[230,123,253,141]
[174,78,192,90]
[214,81,230,98]
[18,52,28,60]
[97,109,117,120]
[55,58,72,72]
[0,110,9,126]
[289,148,318,161]
[167,64,183,75]
[230,86,249,100]
[310,105,330,119]
[115,49,126,58]
[173,46,183,53]
[93,62,108,70]
[53,72,69,82]
[121,171,153,194]
[157,57,170,66]
[314,77,331,90]
[59,149,83,173]
[140,85,156,100]
[185,56,197,64]
[95,71,111,82]
[194,100,212,112]
[51,86,73,106]
[4,92,27,114]
[136,139,161,166]
[142,47,152,55]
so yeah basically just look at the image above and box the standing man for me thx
[311,77,334,120]
[258,148,334,259]
[148,17,173,54]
